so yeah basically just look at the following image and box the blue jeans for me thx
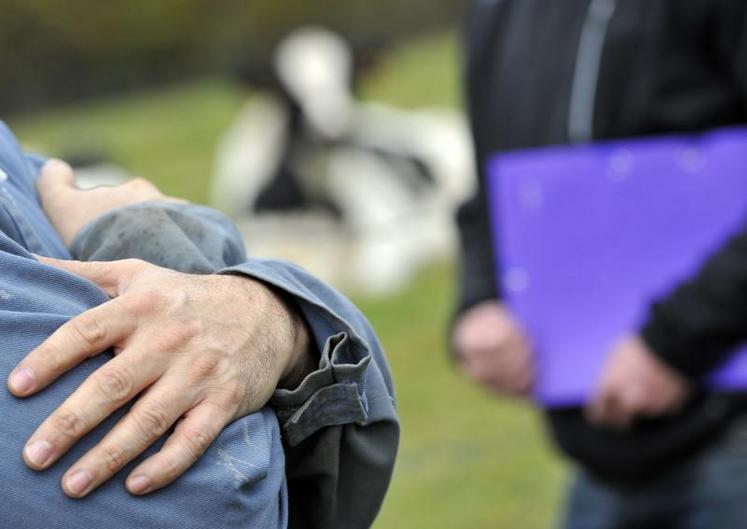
[562,416,747,529]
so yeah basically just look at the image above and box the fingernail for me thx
[9,367,35,394]
[66,470,94,496]
[43,158,66,173]
[24,440,52,468]
[128,475,152,495]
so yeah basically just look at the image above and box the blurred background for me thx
[3,1,566,527]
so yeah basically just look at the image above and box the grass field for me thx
[355,264,566,529]
[8,30,567,529]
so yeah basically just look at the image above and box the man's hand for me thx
[37,159,183,246]
[587,336,691,429]
[452,301,534,396]
[7,257,312,498]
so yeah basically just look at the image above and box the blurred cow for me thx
[212,28,475,295]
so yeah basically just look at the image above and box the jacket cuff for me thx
[271,332,370,446]
[640,317,707,379]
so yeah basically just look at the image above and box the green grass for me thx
[8,30,567,529]
[358,264,566,529]
[360,30,462,110]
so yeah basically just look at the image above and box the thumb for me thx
[37,159,77,199]
[35,255,148,297]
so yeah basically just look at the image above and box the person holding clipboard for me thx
[452,1,747,527]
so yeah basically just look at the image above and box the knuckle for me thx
[121,258,149,277]
[100,443,127,473]
[185,319,203,338]
[182,427,213,458]
[94,368,134,404]
[77,260,99,277]
[169,320,201,345]
[132,406,171,442]
[457,346,482,365]
[122,257,145,269]
[128,177,156,193]
[155,321,200,352]
[122,296,147,319]
[41,343,72,378]
[187,355,221,384]
[138,288,165,309]
[170,288,191,310]
[51,411,86,439]
[70,314,107,348]
[618,398,637,416]
[124,289,162,317]
[490,326,512,344]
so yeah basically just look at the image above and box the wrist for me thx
[264,285,315,391]
[278,326,315,390]
[228,273,317,391]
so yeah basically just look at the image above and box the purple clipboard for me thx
[487,128,747,407]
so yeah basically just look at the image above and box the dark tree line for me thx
[0,0,466,114]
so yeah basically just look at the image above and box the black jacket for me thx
[458,0,747,482]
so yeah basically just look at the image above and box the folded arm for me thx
[13,160,398,528]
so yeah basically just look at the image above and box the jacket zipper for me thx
[567,0,617,143]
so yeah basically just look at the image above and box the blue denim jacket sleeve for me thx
[72,202,399,529]
[71,201,247,274]
[0,126,286,529]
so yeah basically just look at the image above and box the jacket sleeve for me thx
[640,0,747,378]
[69,201,248,274]
[454,162,500,315]
[641,225,747,378]
[454,1,505,319]
[220,259,398,529]
[71,201,399,529]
